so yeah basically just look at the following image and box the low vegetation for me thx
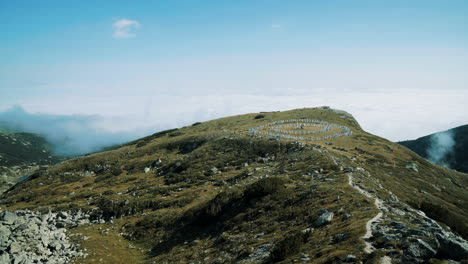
[1,107,466,263]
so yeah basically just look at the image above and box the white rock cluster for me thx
[248,119,352,141]
[0,210,89,264]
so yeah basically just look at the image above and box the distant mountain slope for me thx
[399,125,468,173]
[0,132,61,166]
[0,131,64,193]
[1,107,467,263]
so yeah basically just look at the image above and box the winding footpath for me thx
[327,153,387,256]
[347,172,386,254]
[327,153,468,263]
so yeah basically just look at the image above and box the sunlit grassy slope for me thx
[1,107,466,263]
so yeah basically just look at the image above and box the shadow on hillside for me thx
[148,177,288,258]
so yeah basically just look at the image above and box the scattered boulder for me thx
[390,221,407,230]
[1,211,17,225]
[235,243,273,263]
[151,159,162,168]
[343,254,357,262]
[300,253,311,262]
[405,162,418,172]
[0,225,12,247]
[8,241,22,254]
[333,233,349,243]
[315,210,334,227]
[0,253,10,263]
[57,211,68,219]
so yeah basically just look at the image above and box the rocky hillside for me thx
[1,107,467,264]
[0,131,64,194]
[399,125,468,173]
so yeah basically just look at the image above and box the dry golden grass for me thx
[70,221,146,264]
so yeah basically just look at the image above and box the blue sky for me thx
[1,0,468,143]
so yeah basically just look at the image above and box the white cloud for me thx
[3,50,468,142]
[112,18,141,39]
[271,24,282,29]
[14,89,468,142]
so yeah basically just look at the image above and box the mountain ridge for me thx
[1,107,467,263]
[0,131,65,194]
[399,124,468,173]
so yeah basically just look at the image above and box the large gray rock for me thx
[41,235,50,248]
[343,254,357,262]
[9,241,22,254]
[57,211,68,219]
[406,239,436,259]
[0,253,11,264]
[235,243,274,263]
[1,211,17,225]
[436,234,468,261]
[333,233,348,243]
[49,240,62,251]
[390,221,407,230]
[315,211,334,226]
[405,162,418,172]
[0,224,11,245]
[12,252,27,264]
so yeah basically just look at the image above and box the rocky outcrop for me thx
[235,243,274,263]
[404,239,437,260]
[0,210,89,263]
[343,164,468,263]
[436,233,468,261]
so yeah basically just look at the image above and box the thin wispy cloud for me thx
[112,18,141,39]
[271,24,282,29]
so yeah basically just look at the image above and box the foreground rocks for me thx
[370,204,468,263]
[343,164,468,263]
[0,210,89,263]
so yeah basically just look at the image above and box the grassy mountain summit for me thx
[399,125,468,173]
[1,107,467,263]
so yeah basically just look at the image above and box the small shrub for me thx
[169,132,184,137]
[111,167,123,176]
[91,196,193,220]
[192,122,202,126]
[123,177,137,183]
[162,136,207,154]
[270,230,310,261]
[182,189,244,227]
[244,177,286,199]
[94,173,114,183]
[131,128,179,148]
[254,114,265,119]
